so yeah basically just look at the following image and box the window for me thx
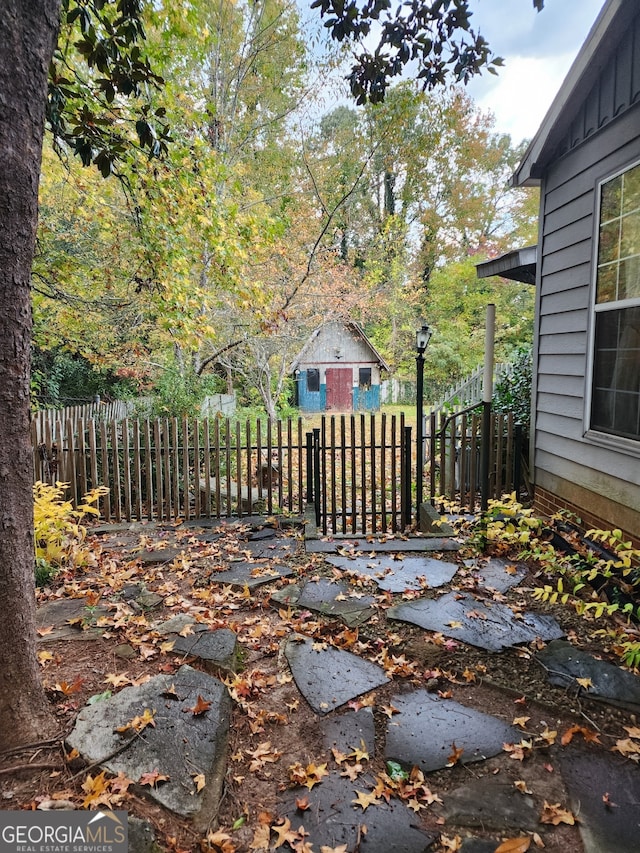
[590,162,640,441]
[306,368,320,393]
[359,368,372,390]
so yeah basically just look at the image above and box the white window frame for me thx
[584,157,640,454]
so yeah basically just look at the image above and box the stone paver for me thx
[463,556,528,592]
[271,579,376,626]
[537,639,640,711]
[36,598,110,641]
[277,771,436,852]
[321,708,376,756]
[385,689,518,772]
[167,626,238,672]
[557,747,640,853]
[207,560,294,588]
[284,634,389,713]
[388,591,564,651]
[325,553,459,592]
[58,523,640,852]
[67,665,230,825]
[442,776,538,831]
[306,537,461,553]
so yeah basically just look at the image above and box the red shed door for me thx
[326,368,352,411]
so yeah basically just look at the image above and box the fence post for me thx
[401,425,412,530]
[514,423,523,499]
[305,431,313,502]
[313,428,321,528]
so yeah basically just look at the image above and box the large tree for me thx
[0,0,170,749]
[0,0,61,745]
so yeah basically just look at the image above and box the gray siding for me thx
[552,12,640,162]
[535,104,640,515]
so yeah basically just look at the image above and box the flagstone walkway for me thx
[36,517,640,853]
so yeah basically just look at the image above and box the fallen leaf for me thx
[576,677,593,690]
[349,740,370,762]
[205,829,236,853]
[439,834,463,851]
[295,795,310,811]
[340,762,363,781]
[192,773,206,792]
[249,825,271,850]
[352,789,380,811]
[602,792,618,809]
[495,837,531,853]
[138,769,170,787]
[540,800,576,825]
[104,673,131,688]
[514,780,533,795]
[447,742,464,766]
[331,747,348,765]
[271,817,300,847]
[187,695,211,716]
[513,716,531,728]
[53,677,85,695]
[116,707,156,733]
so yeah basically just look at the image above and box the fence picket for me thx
[30,411,517,531]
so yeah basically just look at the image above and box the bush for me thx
[34,482,107,585]
[493,346,532,428]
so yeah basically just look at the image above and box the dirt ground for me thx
[1,517,638,853]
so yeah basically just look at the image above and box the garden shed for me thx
[488,0,640,544]
[292,320,390,412]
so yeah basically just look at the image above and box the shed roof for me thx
[291,320,391,372]
[512,0,633,187]
[476,246,537,285]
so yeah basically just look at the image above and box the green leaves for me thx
[48,0,170,174]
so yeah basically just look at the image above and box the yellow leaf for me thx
[576,677,593,690]
[352,789,380,811]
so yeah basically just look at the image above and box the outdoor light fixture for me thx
[415,322,432,525]
[415,324,432,354]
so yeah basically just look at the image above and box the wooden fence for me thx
[31,411,522,532]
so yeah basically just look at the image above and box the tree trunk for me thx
[0,0,61,747]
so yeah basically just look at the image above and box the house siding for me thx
[534,99,640,537]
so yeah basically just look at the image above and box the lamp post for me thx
[415,323,432,524]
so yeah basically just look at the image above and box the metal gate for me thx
[307,411,522,536]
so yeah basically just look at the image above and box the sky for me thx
[465,0,608,143]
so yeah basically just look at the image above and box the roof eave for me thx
[512,0,627,187]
